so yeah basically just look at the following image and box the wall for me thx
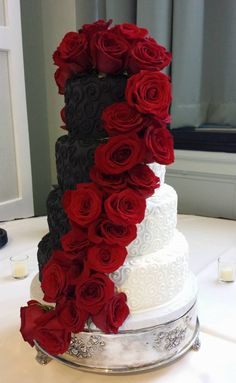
[166,150,236,219]
[40,0,76,186]
[21,0,76,214]
[20,0,51,215]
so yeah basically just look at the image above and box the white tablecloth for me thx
[0,215,236,382]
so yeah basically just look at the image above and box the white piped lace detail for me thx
[127,184,177,257]
[111,231,189,312]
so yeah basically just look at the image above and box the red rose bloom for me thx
[126,70,172,121]
[90,166,126,194]
[54,63,81,94]
[95,134,144,174]
[20,300,48,347]
[60,107,66,123]
[60,107,67,130]
[127,39,171,73]
[63,183,102,226]
[56,298,88,333]
[67,259,90,286]
[53,31,91,71]
[102,102,145,136]
[127,164,160,198]
[60,224,89,256]
[49,250,90,296]
[88,217,137,246]
[87,243,127,273]
[145,126,174,164]
[81,19,112,39]
[76,273,115,314]
[41,260,67,303]
[104,188,146,224]
[90,30,129,74]
[50,249,80,267]
[34,310,71,355]
[92,293,129,334]
[111,23,148,42]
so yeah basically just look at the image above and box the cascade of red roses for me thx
[20,20,174,356]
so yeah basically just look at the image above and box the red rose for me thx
[127,164,160,198]
[102,102,145,136]
[60,106,67,130]
[127,39,171,73]
[104,188,146,224]
[20,300,48,347]
[90,31,129,74]
[60,224,89,256]
[67,259,90,287]
[60,106,66,123]
[56,298,88,333]
[145,126,174,164]
[87,243,127,273]
[76,273,114,314]
[53,32,91,70]
[90,166,126,194]
[63,183,102,226]
[111,23,148,42]
[34,310,71,355]
[48,251,90,297]
[95,134,144,174]
[50,249,79,266]
[92,293,129,334]
[41,260,67,303]
[54,63,81,94]
[88,217,137,246]
[81,19,112,39]
[126,70,172,121]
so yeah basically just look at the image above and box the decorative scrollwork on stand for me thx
[153,326,187,351]
[67,335,105,359]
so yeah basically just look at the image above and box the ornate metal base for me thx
[191,335,201,351]
[35,344,52,365]
[35,303,200,374]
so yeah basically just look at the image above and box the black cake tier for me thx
[46,187,71,249]
[56,135,105,190]
[37,233,52,281]
[38,72,127,276]
[65,72,127,137]
[38,188,71,280]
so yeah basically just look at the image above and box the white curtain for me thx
[171,0,236,128]
[76,0,172,48]
[75,0,236,128]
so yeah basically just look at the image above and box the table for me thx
[0,215,236,382]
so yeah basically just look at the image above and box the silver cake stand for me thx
[34,303,200,375]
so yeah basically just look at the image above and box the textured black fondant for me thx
[56,135,105,190]
[38,73,127,275]
[37,233,52,281]
[46,187,71,249]
[65,73,127,137]
[37,187,72,277]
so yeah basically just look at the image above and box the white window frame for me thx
[0,0,33,221]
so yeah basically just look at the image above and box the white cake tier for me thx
[111,230,189,313]
[30,272,197,331]
[127,183,177,257]
[148,162,166,185]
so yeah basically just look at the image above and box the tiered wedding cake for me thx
[20,20,199,373]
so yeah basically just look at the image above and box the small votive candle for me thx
[218,256,235,283]
[10,255,29,279]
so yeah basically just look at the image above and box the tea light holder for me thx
[10,255,29,279]
[218,255,235,283]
